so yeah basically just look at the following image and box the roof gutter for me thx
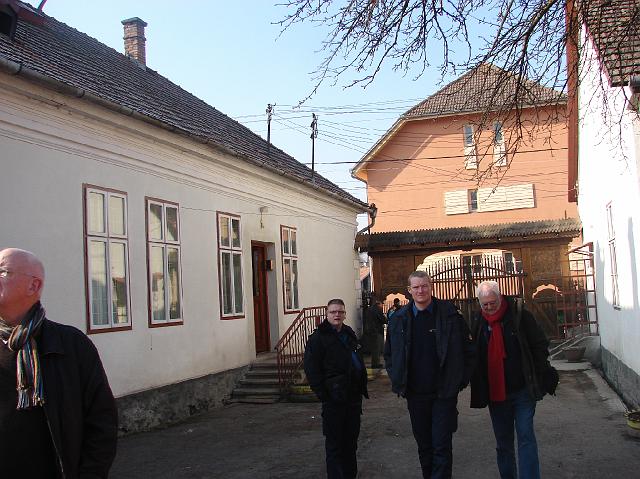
[0,56,371,215]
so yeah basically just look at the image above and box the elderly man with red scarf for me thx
[470,280,550,479]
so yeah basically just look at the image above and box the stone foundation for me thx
[116,365,247,435]
[601,347,640,410]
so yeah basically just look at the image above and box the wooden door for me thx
[252,243,270,353]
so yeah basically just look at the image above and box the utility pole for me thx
[266,103,274,157]
[310,113,318,181]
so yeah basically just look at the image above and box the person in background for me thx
[386,297,402,321]
[363,299,386,369]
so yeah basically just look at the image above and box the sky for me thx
[40,1,461,226]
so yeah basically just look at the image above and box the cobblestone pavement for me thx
[111,362,640,478]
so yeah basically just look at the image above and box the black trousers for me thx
[322,399,362,479]
[406,396,458,479]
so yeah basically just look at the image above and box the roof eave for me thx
[0,56,370,214]
[351,117,406,180]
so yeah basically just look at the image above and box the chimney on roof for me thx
[121,17,147,66]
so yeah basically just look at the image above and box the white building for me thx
[573,0,640,408]
[0,3,368,430]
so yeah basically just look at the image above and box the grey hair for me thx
[476,280,501,299]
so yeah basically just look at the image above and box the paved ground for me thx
[111,361,640,478]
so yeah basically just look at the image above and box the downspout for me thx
[357,203,377,235]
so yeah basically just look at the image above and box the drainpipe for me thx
[357,203,377,235]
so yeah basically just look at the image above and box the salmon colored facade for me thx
[354,106,577,232]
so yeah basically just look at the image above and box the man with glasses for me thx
[0,248,117,478]
[384,271,474,478]
[470,280,550,479]
[304,298,368,479]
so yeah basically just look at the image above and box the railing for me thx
[275,306,326,393]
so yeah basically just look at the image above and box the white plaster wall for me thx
[577,31,640,376]
[0,75,362,396]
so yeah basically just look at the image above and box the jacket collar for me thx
[318,318,356,339]
[38,319,65,356]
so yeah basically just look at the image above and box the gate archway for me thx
[423,255,526,323]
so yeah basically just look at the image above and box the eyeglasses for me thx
[0,268,38,279]
[479,300,498,309]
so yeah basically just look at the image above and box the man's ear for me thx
[27,277,43,297]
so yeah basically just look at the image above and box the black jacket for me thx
[469,299,550,408]
[364,304,386,336]
[384,298,475,398]
[39,319,118,479]
[303,320,368,403]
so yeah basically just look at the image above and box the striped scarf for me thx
[0,302,46,409]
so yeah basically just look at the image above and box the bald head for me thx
[0,248,45,326]
[1,248,44,280]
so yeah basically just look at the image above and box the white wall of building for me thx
[0,75,362,397]
[577,30,640,381]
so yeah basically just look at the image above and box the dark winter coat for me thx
[364,304,386,336]
[303,320,368,403]
[383,298,475,399]
[39,319,118,478]
[470,298,550,408]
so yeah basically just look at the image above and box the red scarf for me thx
[482,297,509,402]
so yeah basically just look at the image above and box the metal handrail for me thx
[275,306,326,393]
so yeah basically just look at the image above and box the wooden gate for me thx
[424,255,526,323]
[551,242,598,339]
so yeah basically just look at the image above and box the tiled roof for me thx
[403,64,565,119]
[0,2,367,210]
[356,218,582,251]
[585,0,640,86]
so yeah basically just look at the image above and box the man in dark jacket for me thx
[304,298,368,479]
[363,299,386,368]
[0,248,117,478]
[384,271,475,479]
[470,280,550,479]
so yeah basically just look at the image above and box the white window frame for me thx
[606,202,620,308]
[281,225,300,312]
[217,212,244,318]
[84,185,131,333]
[493,121,507,166]
[463,124,477,169]
[146,198,183,326]
[468,188,478,212]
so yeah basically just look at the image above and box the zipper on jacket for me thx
[44,409,66,478]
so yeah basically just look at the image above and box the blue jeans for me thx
[488,388,540,479]
[406,396,458,478]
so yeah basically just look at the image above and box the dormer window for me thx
[0,4,18,40]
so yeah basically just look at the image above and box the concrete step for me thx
[226,395,281,404]
[250,360,279,369]
[239,378,279,387]
[232,386,281,396]
[245,369,279,379]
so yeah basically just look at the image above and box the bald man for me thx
[0,248,117,478]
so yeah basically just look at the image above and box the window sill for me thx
[87,325,132,335]
[148,320,184,328]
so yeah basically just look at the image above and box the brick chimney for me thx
[121,17,147,66]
